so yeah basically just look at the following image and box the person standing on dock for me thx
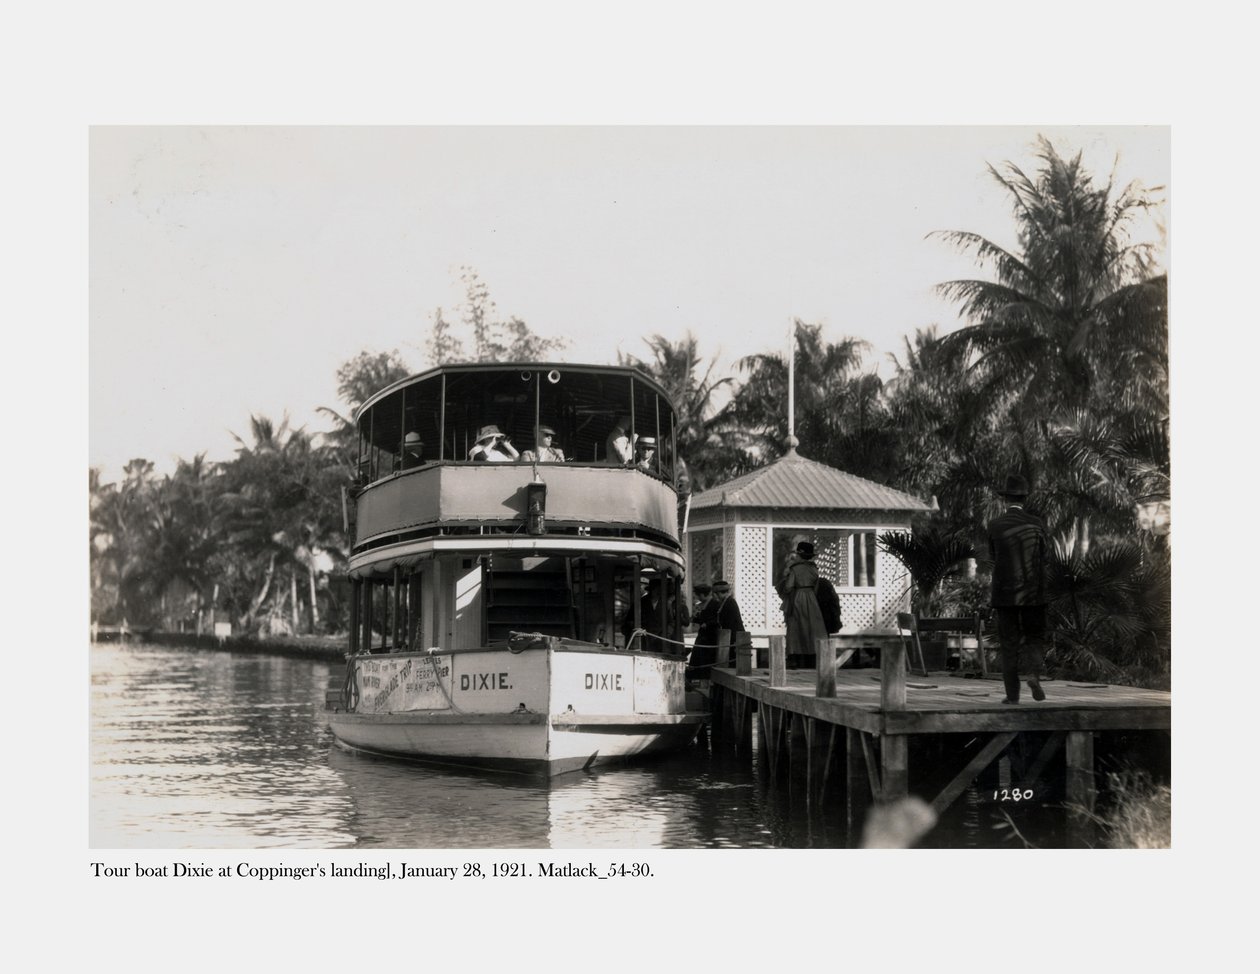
[688,584,719,673]
[986,474,1049,704]
[777,541,828,669]
[711,579,745,667]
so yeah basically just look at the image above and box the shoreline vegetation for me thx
[90,139,1169,693]
[93,630,346,663]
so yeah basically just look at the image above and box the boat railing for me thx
[352,460,681,552]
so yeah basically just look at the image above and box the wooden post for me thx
[717,628,731,671]
[881,735,909,801]
[737,693,754,756]
[880,638,906,711]
[816,635,837,698]
[846,728,871,844]
[769,634,787,687]
[788,713,809,784]
[805,718,836,802]
[735,632,754,675]
[1066,730,1097,846]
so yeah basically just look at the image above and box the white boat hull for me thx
[327,643,704,776]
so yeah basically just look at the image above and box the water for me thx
[91,642,1065,849]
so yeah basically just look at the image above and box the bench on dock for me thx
[896,612,990,678]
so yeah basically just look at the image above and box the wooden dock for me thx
[706,636,1170,846]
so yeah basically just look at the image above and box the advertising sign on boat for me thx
[356,655,453,713]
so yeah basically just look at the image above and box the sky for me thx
[89,125,1169,482]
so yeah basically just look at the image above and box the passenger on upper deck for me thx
[605,415,634,465]
[396,431,424,470]
[634,436,657,472]
[519,425,566,463]
[468,425,520,462]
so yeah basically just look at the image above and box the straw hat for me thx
[475,424,503,444]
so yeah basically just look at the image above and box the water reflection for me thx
[92,643,1023,849]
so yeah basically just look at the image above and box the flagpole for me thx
[787,318,796,448]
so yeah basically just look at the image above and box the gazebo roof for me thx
[690,448,933,513]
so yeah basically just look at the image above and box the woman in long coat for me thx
[778,542,828,668]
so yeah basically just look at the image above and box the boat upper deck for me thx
[348,362,686,574]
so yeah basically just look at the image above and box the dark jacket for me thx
[715,595,744,643]
[987,506,1049,607]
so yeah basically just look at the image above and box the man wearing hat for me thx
[519,425,566,463]
[711,579,744,667]
[986,474,1049,704]
[468,425,520,462]
[634,435,657,472]
[397,431,424,471]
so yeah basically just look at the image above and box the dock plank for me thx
[708,667,1170,736]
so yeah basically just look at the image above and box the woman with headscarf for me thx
[777,541,828,669]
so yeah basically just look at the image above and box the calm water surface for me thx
[91,643,1035,849]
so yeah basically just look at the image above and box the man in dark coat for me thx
[711,579,745,667]
[986,474,1049,704]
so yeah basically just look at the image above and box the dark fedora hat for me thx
[795,541,815,559]
[999,474,1030,498]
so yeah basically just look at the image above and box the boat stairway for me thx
[487,564,575,642]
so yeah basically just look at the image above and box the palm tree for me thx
[726,320,875,466]
[933,137,1166,423]
[131,455,221,630]
[218,416,342,634]
[931,137,1167,553]
[618,332,749,491]
[877,524,977,616]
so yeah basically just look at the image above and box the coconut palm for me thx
[726,320,875,464]
[933,137,1166,424]
[618,332,749,491]
[930,137,1167,556]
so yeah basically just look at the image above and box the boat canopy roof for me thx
[353,362,679,483]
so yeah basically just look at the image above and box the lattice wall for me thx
[736,525,768,630]
[723,525,737,587]
[877,548,911,626]
[839,592,877,629]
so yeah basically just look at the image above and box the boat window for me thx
[355,367,678,485]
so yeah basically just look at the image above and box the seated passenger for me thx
[519,424,566,463]
[634,436,657,472]
[605,415,634,465]
[397,431,424,470]
[468,425,520,462]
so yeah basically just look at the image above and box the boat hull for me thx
[326,644,703,776]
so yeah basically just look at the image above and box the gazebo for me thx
[684,444,933,642]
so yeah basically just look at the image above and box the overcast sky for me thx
[89,125,1168,481]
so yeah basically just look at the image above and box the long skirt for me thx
[785,589,828,659]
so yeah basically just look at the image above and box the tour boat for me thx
[325,363,704,775]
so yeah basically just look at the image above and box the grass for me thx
[1097,770,1171,848]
